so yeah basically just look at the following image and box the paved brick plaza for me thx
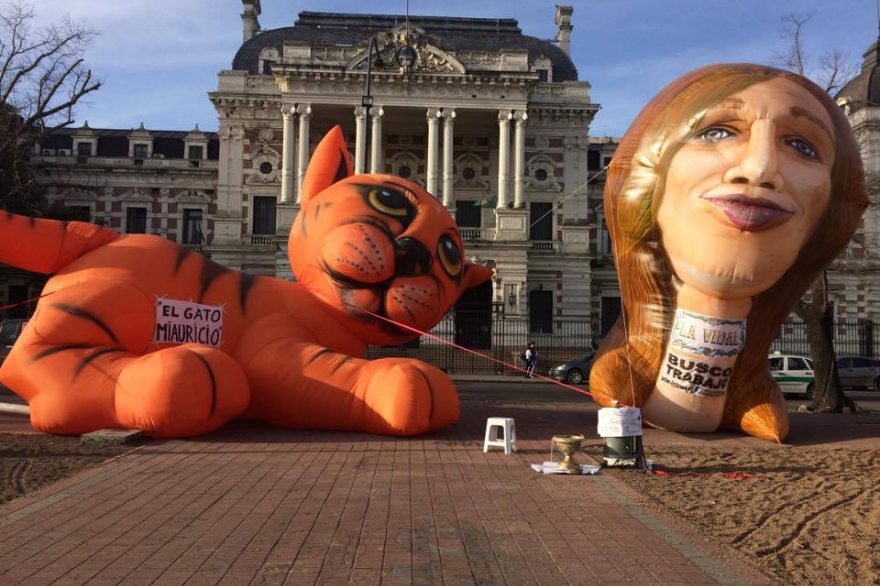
[2,381,850,585]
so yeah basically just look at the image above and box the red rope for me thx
[651,469,764,480]
[0,290,54,312]
[4,287,620,403]
[354,305,625,404]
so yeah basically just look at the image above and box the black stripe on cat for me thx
[74,347,125,379]
[190,350,218,418]
[307,348,333,365]
[33,343,93,361]
[198,259,230,303]
[239,273,259,314]
[51,304,120,344]
[175,247,192,275]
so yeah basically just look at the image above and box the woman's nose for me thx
[722,119,784,191]
[394,237,433,276]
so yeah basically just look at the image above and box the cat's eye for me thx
[367,188,411,218]
[437,236,462,277]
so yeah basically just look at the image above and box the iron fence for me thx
[772,317,876,358]
[366,312,879,374]
[366,312,597,375]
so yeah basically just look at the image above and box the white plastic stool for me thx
[483,417,517,454]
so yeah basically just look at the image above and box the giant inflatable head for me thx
[590,63,868,441]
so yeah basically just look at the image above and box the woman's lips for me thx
[702,195,794,231]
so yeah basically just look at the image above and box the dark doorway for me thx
[529,289,553,333]
[600,296,621,338]
[455,279,492,349]
[455,200,481,229]
[252,196,277,235]
[529,202,553,241]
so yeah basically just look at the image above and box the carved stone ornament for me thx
[249,153,281,184]
[526,154,562,192]
[453,153,489,189]
[58,187,97,200]
[118,188,153,202]
[175,189,212,204]
[348,26,465,75]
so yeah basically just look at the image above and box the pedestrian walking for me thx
[524,342,537,378]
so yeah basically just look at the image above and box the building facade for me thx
[13,3,880,351]
[17,3,622,337]
[834,35,880,323]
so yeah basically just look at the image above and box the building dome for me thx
[836,38,880,113]
[231,11,579,82]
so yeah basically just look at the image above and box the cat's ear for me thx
[462,263,494,290]
[300,125,353,203]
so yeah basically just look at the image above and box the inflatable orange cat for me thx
[0,126,492,438]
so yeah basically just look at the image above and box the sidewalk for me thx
[0,382,875,585]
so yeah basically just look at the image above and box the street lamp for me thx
[362,36,383,171]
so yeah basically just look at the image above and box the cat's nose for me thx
[394,237,433,276]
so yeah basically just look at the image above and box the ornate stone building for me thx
[16,3,621,335]
[835,34,880,323]
[207,3,615,332]
[11,2,880,355]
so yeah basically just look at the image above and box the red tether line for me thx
[0,290,54,312]
[354,305,628,404]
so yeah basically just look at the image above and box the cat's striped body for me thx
[0,127,491,437]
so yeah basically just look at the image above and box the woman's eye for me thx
[787,138,818,160]
[437,237,462,277]
[367,188,411,217]
[693,127,735,143]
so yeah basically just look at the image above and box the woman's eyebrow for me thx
[790,106,833,140]
[715,97,745,110]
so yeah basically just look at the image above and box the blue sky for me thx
[24,0,877,137]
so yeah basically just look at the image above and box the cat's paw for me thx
[115,345,250,437]
[357,358,460,436]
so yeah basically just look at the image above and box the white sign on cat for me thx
[153,298,224,348]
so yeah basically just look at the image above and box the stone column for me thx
[441,108,456,208]
[295,103,311,202]
[513,110,528,208]
[354,106,367,174]
[369,106,384,174]
[496,110,512,208]
[280,105,296,204]
[426,108,441,197]
[213,125,246,244]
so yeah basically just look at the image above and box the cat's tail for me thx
[0,211,120,274]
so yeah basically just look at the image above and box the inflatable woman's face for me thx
[657,77,836,299]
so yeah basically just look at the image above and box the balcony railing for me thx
[459,227,496,241]
[530,241,559,253]
[30,154,218,170]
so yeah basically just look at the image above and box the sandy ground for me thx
[599,445,880,586]
[0,434,131,506]
[2,434,877,585]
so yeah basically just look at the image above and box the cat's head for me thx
[290,126,493,346]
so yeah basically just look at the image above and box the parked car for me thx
[549,353,595,385]
[835,356,880,391]
[0,318,29,368]
[768,353,815,399]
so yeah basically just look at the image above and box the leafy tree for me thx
[0,1,101,215]
[775,11,863,413]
